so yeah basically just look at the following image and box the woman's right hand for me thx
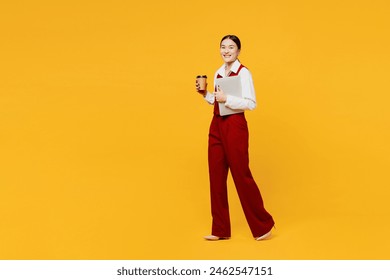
[195,80,207,96]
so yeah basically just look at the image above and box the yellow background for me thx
[1,0,390,259]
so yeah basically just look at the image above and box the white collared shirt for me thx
[204,59,257,111]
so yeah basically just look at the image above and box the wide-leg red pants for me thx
[208,113,274,238]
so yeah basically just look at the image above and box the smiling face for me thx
[220,38,240,65]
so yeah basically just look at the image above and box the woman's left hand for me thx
[214,86,227,103]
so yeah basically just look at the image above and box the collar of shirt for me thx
[216,59,241,77]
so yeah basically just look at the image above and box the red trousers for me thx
[208,113,274,237]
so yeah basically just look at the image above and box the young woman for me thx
[196,35,275,241]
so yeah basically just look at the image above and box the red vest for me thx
[214,64,245,115]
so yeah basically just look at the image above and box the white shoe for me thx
[203,235,230,241]
[255,230,272,241]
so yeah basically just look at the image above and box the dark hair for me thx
[220,35,241,50]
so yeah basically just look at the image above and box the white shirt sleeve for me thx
[203,91,215,104]
[224,68,257,111]
[203,71,218,105]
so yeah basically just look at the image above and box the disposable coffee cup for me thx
[196,75,207,91]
